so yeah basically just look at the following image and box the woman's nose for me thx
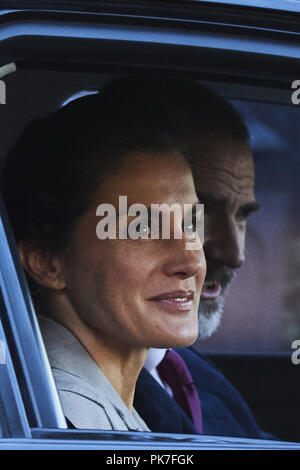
[163,236,206,280]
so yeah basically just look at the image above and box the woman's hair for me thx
[101,76,249,144]
[0,77,248,297]
[1,90,186,254]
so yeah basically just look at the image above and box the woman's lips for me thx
[149,290,195,311]
[201,281,222,299]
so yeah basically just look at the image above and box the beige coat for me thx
[39,316,150,432]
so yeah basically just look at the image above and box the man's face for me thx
[190,135,257,339]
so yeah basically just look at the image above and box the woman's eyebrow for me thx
[182,202,202,220]
[117,201,202,222]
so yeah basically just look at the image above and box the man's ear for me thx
[18,241,66,291]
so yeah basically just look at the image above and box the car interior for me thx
[0,65,299,443]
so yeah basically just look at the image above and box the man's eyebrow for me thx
[197,191,260,213]
[238,201,260,214]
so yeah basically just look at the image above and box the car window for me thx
[1,0,300,453]
[1,69,300,442]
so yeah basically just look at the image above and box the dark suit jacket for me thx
[134,347,272,439]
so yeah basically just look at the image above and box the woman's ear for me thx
[18,241,66,291]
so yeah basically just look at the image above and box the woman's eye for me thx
[140,224,151,235]
[183,212,198,235]
[184,222,196,235]
[136,222,151,237]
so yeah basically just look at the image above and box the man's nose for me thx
[204,217,245,269]
[163,238,206,280]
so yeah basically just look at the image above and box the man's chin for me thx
[197,298,224,339]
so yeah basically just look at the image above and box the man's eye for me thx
[235,210,251,222]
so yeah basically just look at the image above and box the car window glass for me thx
[1,70,300,443]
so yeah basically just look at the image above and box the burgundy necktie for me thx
[157,349,203,434]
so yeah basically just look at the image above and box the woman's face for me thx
[59,151,206,350]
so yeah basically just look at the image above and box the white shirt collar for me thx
[144,348,173,396]
[144,348,168,372]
